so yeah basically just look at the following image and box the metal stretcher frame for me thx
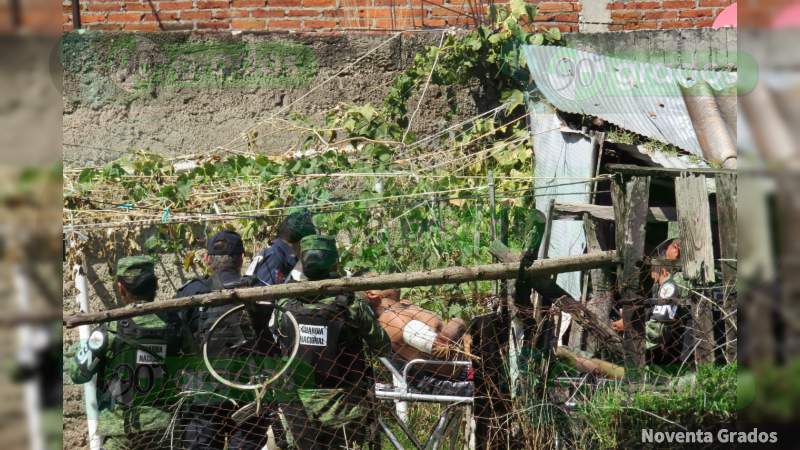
[374,358,476,450]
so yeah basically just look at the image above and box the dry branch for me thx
[64,251,617,328]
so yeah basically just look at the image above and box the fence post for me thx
[75,263,102,450]
[613,175,650,371]
[13,266,44,450]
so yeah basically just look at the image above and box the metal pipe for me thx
[71,0,82,29]
[375,390,474,403]
[14,266,44,450]
[680,81,737,169]
[75,264,102,450]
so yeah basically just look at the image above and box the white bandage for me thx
[402,320,437,354]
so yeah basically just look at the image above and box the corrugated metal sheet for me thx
[530,103,594,300]
[523,45,737,158]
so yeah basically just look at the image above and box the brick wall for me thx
[60,0,737,32]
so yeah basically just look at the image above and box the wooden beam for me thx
[607,164,736,178]
[64,251,618,328]
[583,215,613,355]
[614,176,651,370]
[715,173,737,364]
[553,203,677,222]
[675,175,716,283]
[675,174,716,364]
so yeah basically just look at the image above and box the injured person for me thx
[364,288,474,397]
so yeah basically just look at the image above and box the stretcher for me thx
[374,357,475,450]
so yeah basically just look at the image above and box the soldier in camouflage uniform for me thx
[67,256,187,450]
[271,235,391,450]
[248,210,316,286]
[613,239,692,365]
[175,230,279,450]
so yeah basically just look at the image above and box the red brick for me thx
[536,2,574,13]
[158,1,193,10]
[108,11,143,21]
[679,8,713,17]
[86,3,123,12]
[631,1,660,9]
[287,8,322,16]
[266,0,301,6]
[395,8,424,17]
[122,21,159,29]
[303,18,336,27]
[659,19,693,28]
[124,2,151,10]
[197,0,229,8]
[695,18,714,27]
[88,23,123,29]
[322,9,344,17]
[662,0,695,8]
[302,0,335,6]
[267,18,302,27]
[611,10,641,20]
[232,0,265,6]
[81,12,108,22]
[180,10,213,18]
[644,10,678,20]
[422,17,446,26]
[553,12,578,22]
[197,19,230,27]
[608,1,626,9]
[144,11,178,19]
[699,0,731,6]
[231,17,265,27]
[251,8,285,17]
[358,8,392,17]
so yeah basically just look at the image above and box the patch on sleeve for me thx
[298,324,328,346]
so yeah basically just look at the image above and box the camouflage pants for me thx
[279,401,377,450]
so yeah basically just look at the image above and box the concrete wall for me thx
[62,28,736,167]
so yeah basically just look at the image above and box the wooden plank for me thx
[675,175,716,283]
[715,173,737,364]
[607,163,736,178]
[553,203,677,223]
[693,294,716,366]
[65,251,618,327]
[583,215,613,355]
[616,176,651,369]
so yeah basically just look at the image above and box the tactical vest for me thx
[97,315,183,411]
[277,295,368,391]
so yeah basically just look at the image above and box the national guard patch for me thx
[298,324,328,346]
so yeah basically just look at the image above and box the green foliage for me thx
[575,364,738,449]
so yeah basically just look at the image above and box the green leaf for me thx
[509,0,526,20]
[529,33,544,46]
[525,4,537,22]
[545,27,562,42]
[501,88,525,112]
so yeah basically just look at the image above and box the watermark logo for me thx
[642,428,779,445]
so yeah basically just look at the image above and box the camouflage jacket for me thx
[271,294,390,426]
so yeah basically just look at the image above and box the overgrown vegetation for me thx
[63,1,739,447]
[65,0,562,320]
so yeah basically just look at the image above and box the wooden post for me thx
[488,170,497,296]
[613,175,651,370]
[583,215,613,355]
[774,173,800,359]
[675,174,715,364]
[715,173,737,364]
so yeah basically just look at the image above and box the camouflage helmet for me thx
[300,235,338,280]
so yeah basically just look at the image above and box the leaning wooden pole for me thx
[64,251,618,328]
